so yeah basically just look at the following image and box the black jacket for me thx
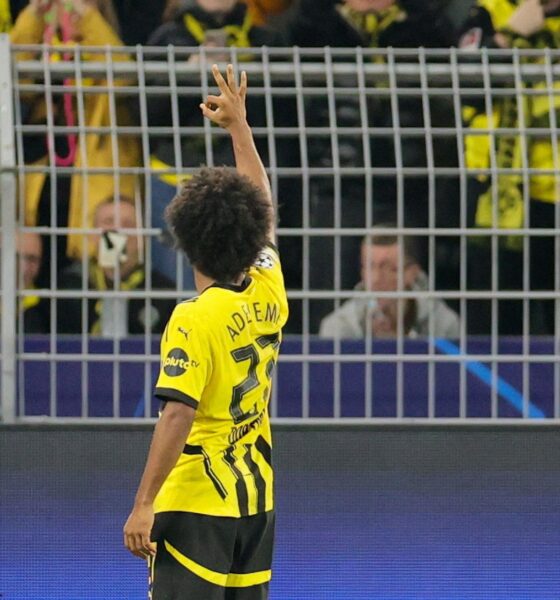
[57,261,177,335]
[20,300,51,334]
[147,0,282,48]
[283,0,455,49]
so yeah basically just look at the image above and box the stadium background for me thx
[2,0,560,595]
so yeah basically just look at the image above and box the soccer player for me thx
[123,64,288,600]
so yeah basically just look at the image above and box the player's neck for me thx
[193,269,245,294]
[194,269,213,294]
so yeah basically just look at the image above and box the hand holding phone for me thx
[204,28,228,47]
[98,230,128,268]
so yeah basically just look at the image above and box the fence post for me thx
[0,34,17,422]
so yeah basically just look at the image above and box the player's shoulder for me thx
[169,296,207,328]
[251,243,281,272]
[173,292,227,334]
[172,295,199,315]
[163,296,216,348]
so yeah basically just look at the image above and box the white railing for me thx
[1,39,559,422]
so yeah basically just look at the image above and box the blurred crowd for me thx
[3,0,560,338]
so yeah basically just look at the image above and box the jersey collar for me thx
[204,276,252,294]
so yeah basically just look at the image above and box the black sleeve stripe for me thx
[154,387,199,409]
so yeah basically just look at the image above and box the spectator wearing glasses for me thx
[57,197,176,336]
[16,231,50,333]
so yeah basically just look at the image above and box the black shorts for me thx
[149,510,275,600]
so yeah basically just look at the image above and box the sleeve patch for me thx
[163,347,191,377]
[253,250,275,269]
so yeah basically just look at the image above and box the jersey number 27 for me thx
[229,333,279,424]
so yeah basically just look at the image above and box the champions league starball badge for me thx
[254,251,274,269]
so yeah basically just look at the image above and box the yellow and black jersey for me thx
[153,244,288,518]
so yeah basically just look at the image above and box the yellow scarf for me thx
[21,289,40,312]
[90,262,145,335]
[183,11,253,55]
[0,0,11,33]
[338,5,405,51]
[150,155,192,187]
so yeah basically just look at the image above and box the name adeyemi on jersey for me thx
[226,301,280,342]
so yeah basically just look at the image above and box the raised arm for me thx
[199,64,275,243]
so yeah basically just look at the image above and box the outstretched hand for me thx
[200,64,248,131]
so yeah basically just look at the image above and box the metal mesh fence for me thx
[1,40,559,421]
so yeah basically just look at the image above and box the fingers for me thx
[141,534,156,557]
[204,64,246,124]
[146,541,157,556]
[227,64,237,94]
[132,533,144,555]
[124,532,141,557]
[212,64,231,96]
[206,94,222,106]
[239,70,247,102]
[124,532,156,559]
[199,102,218,120]
[212,63,245,98]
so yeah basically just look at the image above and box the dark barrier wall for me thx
[2,425,560,599]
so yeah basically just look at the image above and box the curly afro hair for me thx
[165,167,272,282]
